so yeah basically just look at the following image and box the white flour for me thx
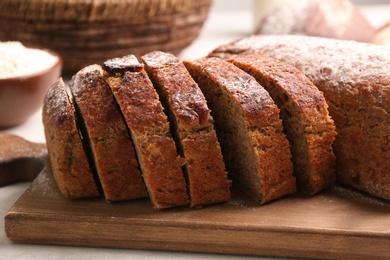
[0,41,59,79]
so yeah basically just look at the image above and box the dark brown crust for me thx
[142,51,231,207]
[230,54,337,195]
[184,57,295,204]
[104,55,189,209]
[68,64,148,202]
[141,51,212,130]
[209,35,390,201]
[104,56,144,74]
[42,78,99,199]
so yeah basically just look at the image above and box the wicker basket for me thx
[0,0,212,74]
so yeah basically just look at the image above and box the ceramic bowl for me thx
[0,50,62,129]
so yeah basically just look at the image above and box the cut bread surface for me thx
[184,57,296,203]
[104,54,189,209]
[230,54,337,195]
[142,51,231,208]
[42,78,99,199]
[209,34,390,201]
[68,64,148,202]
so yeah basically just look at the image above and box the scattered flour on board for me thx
[0,41,59,79]
[28,171,55,197]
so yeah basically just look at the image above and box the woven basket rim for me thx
[0,0,212,22]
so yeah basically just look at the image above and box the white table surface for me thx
[1,5,389,260]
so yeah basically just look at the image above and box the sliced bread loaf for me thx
[183,57,296,204]
[103,55,189,209]
[209,34,390,201]
[230,54,337,195]
[68,64,148,202]
[141,51,231,208]
[42,78,99,199]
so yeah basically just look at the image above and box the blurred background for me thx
[2,0,388,76]
[211,0,390,11]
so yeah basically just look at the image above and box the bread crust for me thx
[142,51,231,207]
[210,35,390,201]
[104,55,189,209]
[42,78,99,199]
[69,64,148,201]
[184,57,296,204]
[230,54,336,194]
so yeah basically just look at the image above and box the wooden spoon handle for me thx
[0,133,47,187]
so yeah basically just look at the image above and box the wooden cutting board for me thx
[2,134,390,259]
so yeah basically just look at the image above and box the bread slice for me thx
[183,57,296,204]
[68,64,148,202]
[209,34,390,201]
[42,78,99,199]
[230,54,337,195]
[103,55,189,209]
[141,51,231,208]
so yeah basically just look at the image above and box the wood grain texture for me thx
[4,155,390,259]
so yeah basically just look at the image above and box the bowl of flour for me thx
[0,42,62,128]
